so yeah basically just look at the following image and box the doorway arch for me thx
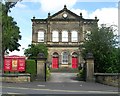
[52,52,59,68]
[72,52,78,68]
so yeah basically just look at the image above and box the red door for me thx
[72,57,78,68]
[52,57,58,68]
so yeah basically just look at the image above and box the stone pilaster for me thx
[68,32,71,42]
[86,59,94,82]
[78,32,81,42]
[59,31,62,42]
[47,23,50,42]
[36,58,47,81]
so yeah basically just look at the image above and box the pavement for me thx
[0,72,119,95]
[48,72,79,82]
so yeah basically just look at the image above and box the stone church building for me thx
[31,5,98,69]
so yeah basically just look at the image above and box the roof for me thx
[31,5,99,22]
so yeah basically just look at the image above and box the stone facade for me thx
[1,74,31,83]
[31,5,98,68]
[94,73,119,87]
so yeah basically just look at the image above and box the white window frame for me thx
[38,31,44,42]
[62,52,68,64]
[71,31,78,42]
[52,30,59,42]
[62,30,68,42]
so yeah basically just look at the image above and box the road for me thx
[0,72,119,95]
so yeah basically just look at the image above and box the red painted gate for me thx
[72,57,78,68]
[52,57,58,68]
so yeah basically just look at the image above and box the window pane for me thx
[62,31,68,42]
[62,52,68,64]
[71,31,78,42]
[52,31,59,42]
[38,31,44,42]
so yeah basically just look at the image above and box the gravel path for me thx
[48,72,80,82]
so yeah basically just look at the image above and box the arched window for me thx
[62,52,69,64]
[71,31,78,42]
[62,30,68,42]
[38,31,44,42]
[52,31,59,42]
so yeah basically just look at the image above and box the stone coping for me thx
[1,73,30,77]
[94,73,119,76]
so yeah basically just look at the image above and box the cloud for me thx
[76,0,118,2]
[16,3,27,8]
[23,0,119,2]
[71,9,89,18]
[90,8,118,35]
[72,7,118,35]
[8,47,25,56]
[8,36,31,56]
[71,7,118,27]
[89,8,118,26]
[39,0,77,12]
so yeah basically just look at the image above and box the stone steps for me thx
[50,67,79,73]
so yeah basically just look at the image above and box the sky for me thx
[8,0,119,56]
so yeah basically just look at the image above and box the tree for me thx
[115,48,120,73]
[3,0,22,15]
[81,24,118,73]
[1,2,21,53]
[24,43,48,59]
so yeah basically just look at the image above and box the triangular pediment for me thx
[48,6,81,20]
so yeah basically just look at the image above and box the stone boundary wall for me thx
[94,73,119,87]
[0,74,31,83]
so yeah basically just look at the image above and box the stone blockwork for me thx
[31,5,98,68]
[1,74,30,83]
[94,73,119,87]
[48,47,79,65]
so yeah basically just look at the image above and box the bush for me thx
[77,69,86,81]
[26,59,36,81]
[46,67,51,80]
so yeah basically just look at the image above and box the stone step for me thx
[50,67,79,73]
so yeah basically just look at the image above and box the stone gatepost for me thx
[36,53,47,81]
[86,52,94,82]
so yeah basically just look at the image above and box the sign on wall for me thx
[4,55,25,72]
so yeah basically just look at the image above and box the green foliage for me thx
[51,67,78,73]
[26,60,36,80]
[24,43,48,59]
[79,69,86,80]
[1,2,21,53]
[77,65,86,81]
[4,1,20,15]
[46,67,51,80]
[115,48,120,73]
[82,24,119,73]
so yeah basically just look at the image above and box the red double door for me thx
[72,57,78,68]
[52,57,78,69]
[52,57,58,68]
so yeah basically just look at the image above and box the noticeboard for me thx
[4,55,25,72]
